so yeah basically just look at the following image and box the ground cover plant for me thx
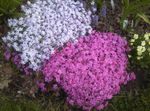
[0,0,150,111]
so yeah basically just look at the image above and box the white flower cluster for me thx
[2,0,92,70]
[130,33,150,60]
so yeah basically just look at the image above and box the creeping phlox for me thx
[42,32,135,111]
[130,33,150,67]
[2,0,92,70]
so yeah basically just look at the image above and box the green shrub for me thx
[0,0,22,24]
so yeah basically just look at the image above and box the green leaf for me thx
[0,0,22,17]
[137,13,150,25]
[120,0,150,29]
[95,0,103,9]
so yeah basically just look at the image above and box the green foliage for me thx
[95,0,103,9]
[0,93,43,111]
[137,13,150,25]
[121,0,150,29]
[0,0,22,24]
[37,90,69,111]
[0,91,69,111]
[102,88,150,111]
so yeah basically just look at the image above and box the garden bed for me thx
[0,0,150,111]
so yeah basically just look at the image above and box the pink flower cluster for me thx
[42,32,136,110]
